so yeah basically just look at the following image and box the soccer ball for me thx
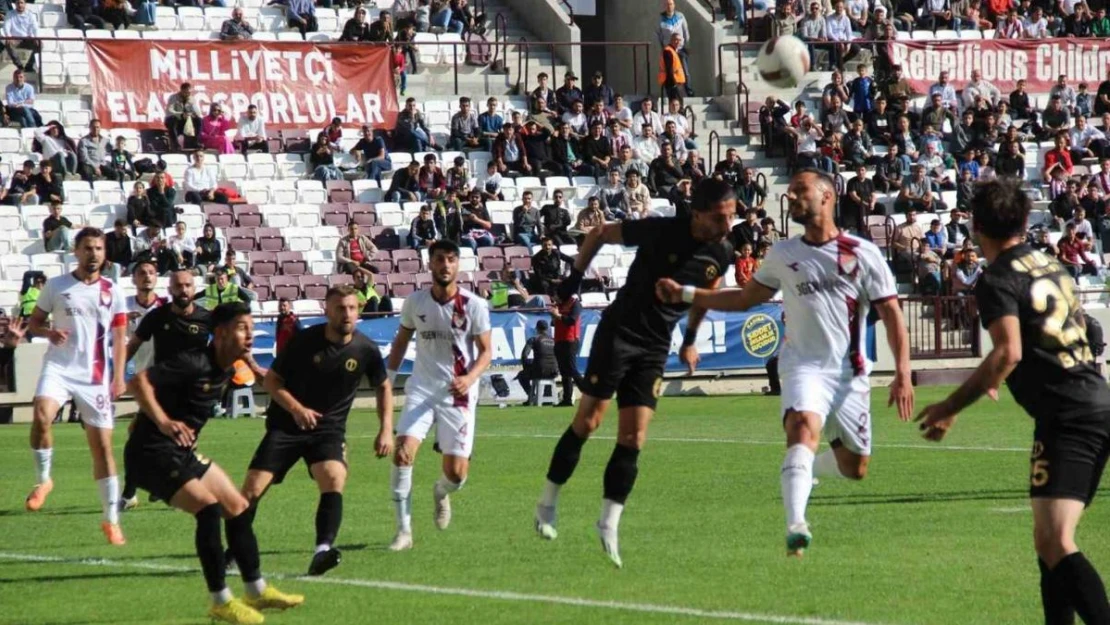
[755,36,810,88]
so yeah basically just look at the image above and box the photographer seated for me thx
[517,320,558,405]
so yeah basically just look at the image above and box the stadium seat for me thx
[256,227,285,252]
[392,249,421,273]
[321,203,351,227]
[270,275,301,300]
[249,251,278,277]
[234,205,263,228]
[350,204,377,226]
[299,275,328,300]
[278,251,307,276]
[389,272,416,297]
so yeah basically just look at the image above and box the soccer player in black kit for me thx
[238,285,394,576]
[918,178,1110,625]
[533,178,736,568]
[125,304,303,625]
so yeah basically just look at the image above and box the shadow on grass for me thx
[809,488,1027,507]
[0,570,190,585]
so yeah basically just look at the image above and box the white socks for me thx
[33,448,52,484]
[813,450,846,479]
[539,480,561,508]
[211,588,233,606]
[433,475,464,500]
[781,444,815,529]
[599,498,624,531]
[315,544,330,554]
[244,578,267,598]
[391,465,413,533]
[97,476,120,525]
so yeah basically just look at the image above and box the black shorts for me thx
[248,428,347,484]
[124,439,212,504]
[579,324,667,410]
[1030,412,1110,504]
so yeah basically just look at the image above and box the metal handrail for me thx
[707,129,720,166]
[556,0,576,25]
[517,36,529,95]
[682,104,697,139]
[516,40,652,96]
[698,0,719,22]
[491,12,508,71]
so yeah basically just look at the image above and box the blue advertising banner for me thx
[249,304,788,374]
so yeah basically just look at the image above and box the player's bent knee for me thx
[221,493,250,519]
[443,457,469,483]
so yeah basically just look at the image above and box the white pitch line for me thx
[0,551,897,625]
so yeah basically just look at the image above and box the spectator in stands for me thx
[108,136,136,183]
[660,120,688,163]
[126,182,156,232]
[133,228,175,275]
[487,266,545,310]
[624,169,653,218]
[531,72,557,114]
[183,151,228,204]
[842,165,876,229]
[520,119,554,172]
[842,118,874,168]
[527,98,559,133]
[1044,133,1075,182]
[821,95,850,135]
[1022,6,1051,37]
[772,1,797,36]
[682,150,706,185]
[825,2,857,70]
[918,0,952,31]
[32,160,62,205]
[1077,82,1093,118]
[659,33,687,103]
[395,21,418,74]
[273,298,302,355]
[408,204,438,249]
[386,160,422,202]
[77,119,111,182]
[1071,115,1109,160]
[220,6,254,40]
[3,0,38,74]
[731,208,762,250]
[287,0,318,35]
[917,242,943,294]
[35,122,77,176]
[530,237,572,295]
[167,221,196,270]
[106,220,132,271]
[606,117,632,156]
[429,0,462,34]
[334,222,379,278]
[560,100,588,138]
[632,98,663,138]
[97,0,130,29]
[133,0,157,27]
[736,167,766,214]
[4,159,35,208]
[555,71,583,114]
[321,117,343,150]
[892,209,922,270]
[4,70,39,129]
[995,7,1023,37]
[896,165,939,213]
[351,269,390,314]
[459,195,495,250]
[218,250,254,290]
[540,191,574,245]
[340,6,372,40]
[733,242,758,288]
[396,98,436,152]
[658,0,694,96]
[949,248,983,296]
[962,70,1001,110]
[477,97,503,150]
[574,196,607,237]
[147,171,177,226]
[580,121,613,177]
[512,190,541,247]
[924,218,947,250]
[921,93,955,135]
[194,223,221,274]
[196,268,253,309]
[650,142,685,197]
[351,125,391,184]
[875,140,909,194]
[633,123,661,163]
[369,9,394,41]
[791,116,829,171]
[475,160,503,200]
[614,144,648,182]
[584,71,615,110]
[449,97,480,149]
[927,71,959,113]
[1059,220,1099,279]
[165,83,202,152]
[798,3,829,71]
[546,122,579,177]
[416,154,445,200]
[492,123,531,175]
[443,156,468,197]
[714,148,743,191]
[944,210,969,256]
[1008,79,1034,120]
[950,109,977,155]
[42,201,73,253]
[918,142,954,190]
[199,103,234,155]
[996,140,1026,178]
[236,105,267,155]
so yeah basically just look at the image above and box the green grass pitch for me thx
[0,386,1104,625]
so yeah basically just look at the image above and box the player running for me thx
[125,303,303,625]
[534,178,735,568]
[386,240,492,551]
[238,285,394,576]
[25,227,129,545]
[120,268,213,508]
[117,260,167,510]
[656,170,914,557]
[918,178,1110,624]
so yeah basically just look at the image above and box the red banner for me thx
[86,40,399,130]
[887,38,1110,93]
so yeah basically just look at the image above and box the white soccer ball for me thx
[755,36,810,88]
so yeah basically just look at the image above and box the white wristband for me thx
[387,369,398,385]
[681,285,696,304]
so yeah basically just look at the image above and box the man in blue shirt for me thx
[349,125,391,184]
[477,97,503,151]
[286,0,317,35]
[5,69,41,128]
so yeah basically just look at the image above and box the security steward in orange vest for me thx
[659,32,686,104]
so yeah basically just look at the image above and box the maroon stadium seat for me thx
[269,275,301,301]
[326,180,354,203]
[392,249,421,273]
[256,227,285,252]
[414,272,432,289]
[321,204,351,227]
[227,227,257,252]
[234,204,263,228]
[249,251,278,277]
[282,129,310,153]
[203,204,234,229]
[276,251,306,276]
[328,274,355,288]
[251,276,272,302]
[504,245,530,260]
[370,250,394,274]
[479,255,505,272]
[300,275,328,300]
[510,256,531,272]
[389,273,415,297]
[350,204,377,227]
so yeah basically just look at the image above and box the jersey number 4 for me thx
[1031,277,1093,368]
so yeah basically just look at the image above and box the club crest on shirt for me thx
[345,358,358,372]
[837,237,861,278]
[99,288,113,308]
[451,308,469,331]
[705,264,719,280]
[188,324,200,334]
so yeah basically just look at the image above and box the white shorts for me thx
[781,371,871,455]
[35,367,114,429]
[397,387,478,458]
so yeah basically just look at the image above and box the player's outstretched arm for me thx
[875,297,914,421]
[916,315,1022,441]
[655,277,775,312]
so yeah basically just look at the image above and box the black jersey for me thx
[135,304,212,363]
[265,325,388,434]
[130,346,234,448]
[603,216,733,346]
[975,243,1110,421]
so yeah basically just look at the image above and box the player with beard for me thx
[125,303,304,624]
[386,240,492,552]
[120,269,214,507]
[533,179,735,568]
[238,286,394,576]
[25,227,129,545]
[918,179,1110,624]
[656,170,914,557]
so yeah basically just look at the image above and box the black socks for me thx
[315,492,343,548]
[1053,552,1110,625]
[546,426,587,485]
[194,503,225,593]
[602,444,640,505]
[225,507,262,583]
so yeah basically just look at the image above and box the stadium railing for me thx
[901,296,982,359]
[514,39,653,96]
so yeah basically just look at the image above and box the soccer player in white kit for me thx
[385,240,492,551]
[118,259,168,510]
[657,170,915,556]
[25,227,129,545]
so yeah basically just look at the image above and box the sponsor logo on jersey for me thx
[345,358,358,372]
[794,278,841,297]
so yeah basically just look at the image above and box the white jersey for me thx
[37,273,127,385]
[400,287,491,399]
[126,293,168,374]
[753,233,897,376]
